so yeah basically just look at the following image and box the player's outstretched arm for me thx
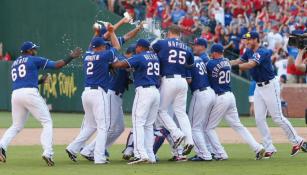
[108,24,121,50]
[230,58,243,66]
[295,49,307,73]
[123,22,144,42]
[234,60,257,71]
[111,60,129,69]
[52,47,82,69]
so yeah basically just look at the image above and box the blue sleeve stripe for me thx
[249,59,260,64]
[240,58,247,62]
[42,59,49,70]
[124,59,132,68]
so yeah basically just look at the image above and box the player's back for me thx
[83,49,114,91]
[128,51,160,87]
[189,56,210,92]
[152,38,193,77]
[11,55,47,90]
[206,57,232,95]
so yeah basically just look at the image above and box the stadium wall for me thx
[0,0,250,115]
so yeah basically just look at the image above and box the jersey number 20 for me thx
[11,64,26,81]
[219,70,231,84]
[168,50,186,64]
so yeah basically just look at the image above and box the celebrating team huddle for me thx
[0,18,306,166]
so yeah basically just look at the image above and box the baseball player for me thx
[77,45,135,161]
[66,25,120,164]
[112,39,160,164]
[152,25,194,155]
[186,38,216,161]
[231,32,305,158]
[0,41,81,166]
[205,43,265,160]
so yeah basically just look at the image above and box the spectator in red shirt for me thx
[179,12,198,42]
[201,26,214,43]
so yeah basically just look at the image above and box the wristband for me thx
[305,64,307,73]
[63,56,73,65]
[232,64,239,70]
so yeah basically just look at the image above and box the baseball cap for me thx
[242,32,259,39]
[210,43,224,53]
[20,41,40,52]
[91,37,106,48]
[194,38,207,48]
[126,44,136,54]
[136,39,150,48]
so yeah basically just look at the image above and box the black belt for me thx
[217,92,226,96]
[115,91,123,97]
[141,85,156,88]
[89,86,107,93]
[165,75,185,78]
[257,80,270,87]
[194,87,207,93]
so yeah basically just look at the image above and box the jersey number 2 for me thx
[86,62,94,75]
[11,64,26,82]
[218,70,231,84]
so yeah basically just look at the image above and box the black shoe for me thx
[168,155,187,162]
[127,157,148,165]
[42,156,55,166]
[255,148,265,160]
[0,147,6,163]
[301,142,307,152]
[66,149,77,162]
[188,155,212,161]
[182,144,194,155]
[81,154,94,161]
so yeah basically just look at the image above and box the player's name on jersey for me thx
[12,57,28,67]
[167,40,188,50]
[212,60,231,77]
[143,53,158,60]
[84,55,100,61]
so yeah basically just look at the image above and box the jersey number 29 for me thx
[147,62,159,75]
[218,70,231,84]
[11,64,26,81]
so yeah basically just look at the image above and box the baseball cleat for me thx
[168,155,187,162]
[255,148,265,160]
[127,157,148,165]
[291,140,304,156]
[81,154,94,161]
[123,153,133,161]
[95,160,110,165]
[182,144,194,155]
[0,147,6,163]
[66,149,77,162]
[214,157,228,161]
[188,155,212,161]
[42,156,55,167]
[301,142,307,152]
[173,136,185,149]
[263,152,275,159]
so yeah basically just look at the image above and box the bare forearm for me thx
[124,27,142,42]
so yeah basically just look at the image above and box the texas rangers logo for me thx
[252,53,261,62]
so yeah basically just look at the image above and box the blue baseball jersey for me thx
[125,51,159,88]
[11,55,56,90]
[241,47,275,82]
[199,52,209,63]
[188,56,210,92]
[108,53,130,94]
[152,38,194,77]
[206,58,232,94]
[83,49,116,90]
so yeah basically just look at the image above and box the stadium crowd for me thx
[98,0,307,83]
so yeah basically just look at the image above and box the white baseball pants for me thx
[158,75,193,145]
[80,90,125,156]
[66,87,110,164]
[0,88,53,157]
[132,86,160,162]
[188,87,216,160]
[205,92,263,159]
[254,78,303,152]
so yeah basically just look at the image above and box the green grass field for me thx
[1,144,307,175]
[0,111,306,128]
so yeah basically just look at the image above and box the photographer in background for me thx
[295,48,307,74]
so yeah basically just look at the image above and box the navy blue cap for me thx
[20,41,40,52]
[99,27,107,37]
[91,37,106,48]
[126,44,136,54]
[243,32,259,39]
[194,38,207,47]
[210,43,224,53]
[136,39,150,48]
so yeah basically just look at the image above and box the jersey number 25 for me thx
[168,50,186,64]
[11,64,27,82]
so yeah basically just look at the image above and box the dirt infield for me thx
[1,127,307,145]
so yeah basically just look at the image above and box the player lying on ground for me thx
[0,41,82,166]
